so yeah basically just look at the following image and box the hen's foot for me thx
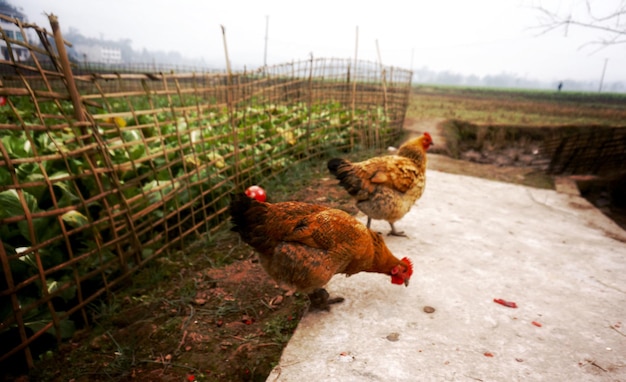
[308,288,345,311]
[388,230,407,237]
[388,223,407,237]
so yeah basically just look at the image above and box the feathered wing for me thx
[328,156,422,199]
[230,195,325,252]
[231,194,372,292]
[355,156,423,194]
[264,208,367,292]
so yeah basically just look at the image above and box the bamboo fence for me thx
[0,15,413,370]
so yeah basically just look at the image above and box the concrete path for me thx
[267,170,626,381]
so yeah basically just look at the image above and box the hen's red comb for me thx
[401,257,413,276]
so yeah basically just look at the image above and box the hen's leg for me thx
[308,288,345,311]
[388,222,407,237]
[366,217,372,228]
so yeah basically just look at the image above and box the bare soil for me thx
[19,119,625,382]
[24,174,356,382]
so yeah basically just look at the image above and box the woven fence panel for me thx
[0,15,412,369]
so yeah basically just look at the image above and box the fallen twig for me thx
[176,330,188,353]
[610,324,626,337]
[139,359,200,372]
[586,359,608,372]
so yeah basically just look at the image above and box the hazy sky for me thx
[17,0,626,84]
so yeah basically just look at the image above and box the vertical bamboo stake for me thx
[350,26,359,150]
[50,14,142,274]
[45,11,86,352]
[375,39,389,149]
[48,14,85,124]
[264,15,269,68]
[221,25,239,187]
[306,53,314,157]
[0,138,34,368]
[221,25,232,75]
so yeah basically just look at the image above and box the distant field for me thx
[407,85,626,126]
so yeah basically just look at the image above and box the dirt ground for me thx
[17,121,626,382]
[22,174,357,382]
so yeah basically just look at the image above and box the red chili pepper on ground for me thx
[242,315,254,325]
[532,321,542,327]
[493,298,517,308]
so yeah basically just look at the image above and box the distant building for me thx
[73,44,122,64]
[0,12,31,62]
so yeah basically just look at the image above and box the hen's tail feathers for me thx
[327,158,363,197]
[229,193,268,244]
[327,157,346,176]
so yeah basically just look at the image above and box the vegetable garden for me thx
[0,14,412,370]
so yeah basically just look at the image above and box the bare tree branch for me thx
[531,0,626,50]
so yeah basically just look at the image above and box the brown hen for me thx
[327,132,433,236]
[229,193,413,311]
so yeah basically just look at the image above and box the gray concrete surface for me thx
[267,169,626,381]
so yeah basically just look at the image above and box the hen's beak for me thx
[404,279,410,287]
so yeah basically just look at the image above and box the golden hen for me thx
[229,193,413,311]
[327,132,433,236]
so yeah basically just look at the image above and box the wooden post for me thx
[264,15,269,68]
[306,54,314,157]
[598,58,608,93]
[350,26,359,150]
[48,14,85,123]
[375,39,388,149]
[48,14,142,278]
[221,25,240,187]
